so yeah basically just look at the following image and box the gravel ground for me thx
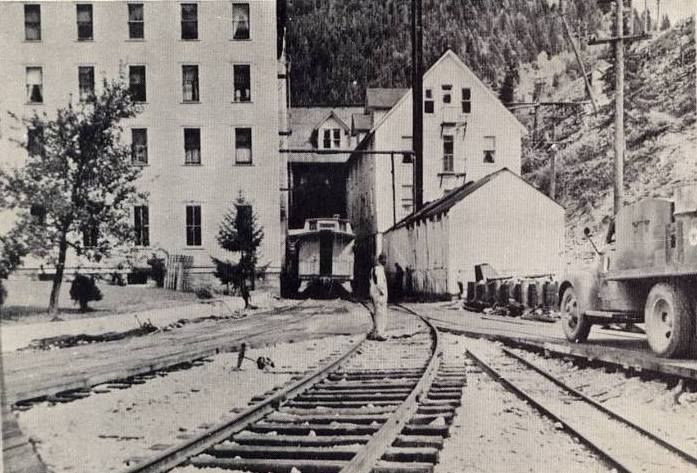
[16,335,357,473]
[435,335,612,473]
[507,345,697,459]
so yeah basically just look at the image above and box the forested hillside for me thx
[286,0,602,106]
[522,16,696,260]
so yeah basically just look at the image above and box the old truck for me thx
[558,186,697,358]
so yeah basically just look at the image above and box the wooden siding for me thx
[385,171,564,297]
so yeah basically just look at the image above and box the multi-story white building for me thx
[0,1,283,283]
[347,50,527,240]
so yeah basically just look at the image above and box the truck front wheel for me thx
[561,286,591,343]
[645,283,694,358]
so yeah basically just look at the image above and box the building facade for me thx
[0,1,283,281]
[347,50,527,241]
[383,169,565,298]
[286,107,363,229]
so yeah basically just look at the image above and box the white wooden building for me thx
[346,49,527,245]
[383,169,565,298]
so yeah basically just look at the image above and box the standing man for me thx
[369,253,389,341]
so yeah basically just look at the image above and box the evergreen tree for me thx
[212,193,264,308]
[499,63,519,104]
[660,14,671,31]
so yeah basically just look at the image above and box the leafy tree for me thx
[0,234,28,307]
[212,193,264,308]
[0,79,145,314]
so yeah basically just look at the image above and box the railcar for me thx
[281,217,355,297]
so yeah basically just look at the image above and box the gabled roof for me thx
[366,88,409,110]
[289,106,364,149]
[388,168,561,232]
[358,50,527,153]
[352,113,373,134]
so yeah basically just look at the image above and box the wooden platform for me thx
[408,303,697,381]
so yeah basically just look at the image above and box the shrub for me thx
[0,280,6,307]
[127,269,149,285]
[195,286,215,300]
[147,256,166,287]
[69,274,103,312]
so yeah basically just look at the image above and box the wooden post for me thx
[558,2,598,113]
[390,152,397,225]
[411,0,423,210]
[614,0,625,215]
[550,151,557,201]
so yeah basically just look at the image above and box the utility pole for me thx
[656,0,660,31]
[411,0,423,210]
[558,0,598,113]
[589,0,650,215]
[614,0,625,214]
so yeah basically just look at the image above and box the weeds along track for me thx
[466,345,697,473]
[124,310,468,473]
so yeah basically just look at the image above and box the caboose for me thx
[281,217,355,297]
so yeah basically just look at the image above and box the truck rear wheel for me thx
[645,283,694,358]
[561,286,591,342]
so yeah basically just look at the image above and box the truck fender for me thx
[557,270,601,316]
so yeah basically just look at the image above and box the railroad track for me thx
[466,345,697,473]
[124,309,467,473]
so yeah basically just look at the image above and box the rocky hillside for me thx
[521,16,696,262]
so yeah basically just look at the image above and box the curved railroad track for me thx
[466,345,697,473]
[124,309,468,473]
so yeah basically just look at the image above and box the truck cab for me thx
[559,187,697,358]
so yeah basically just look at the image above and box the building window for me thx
[129,65,146,102]
[128,3,144,39]
[442,84,452,104]
[181,3,198,40]
[78,66,94,101]
[424,88,434,114]
[233,65,251,102]
[232,3,250,40]
[83,225,99,248]
[26,67,43,104]
[24,4,41,41]
[235,127,252,164]
[462,88,471,114]
[27,126,43,156]
[442,135,454,172]
[182,65,199,102]
[186,205,201,246]
[321,128,341,149]
[76,4,93,41]
[131,128,148,165]
[134,205,149,246]
[483,136,496,163]
[184,128,201,165]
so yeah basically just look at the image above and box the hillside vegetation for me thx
[287,0,601,105]
[522,17,696,261]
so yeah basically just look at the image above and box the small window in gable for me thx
[483,136,496,163]
[424,88,434,114]
[462,88,471,114]
[442,84,452,104]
